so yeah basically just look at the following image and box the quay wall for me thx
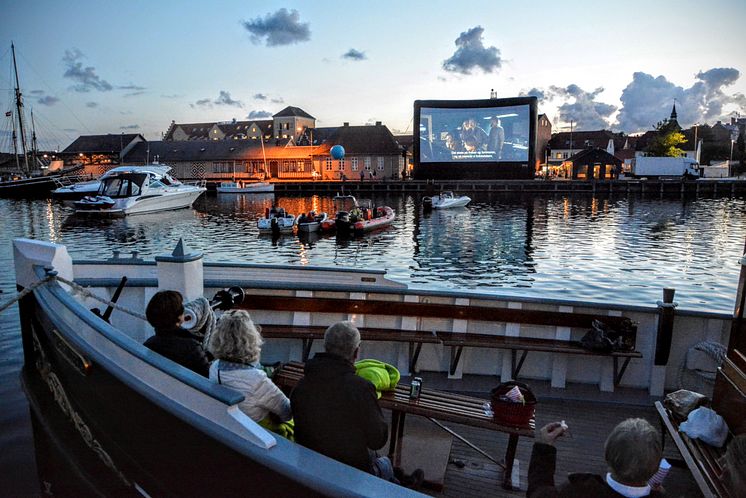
[203,179,746,197]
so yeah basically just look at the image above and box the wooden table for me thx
[275,362,535,490]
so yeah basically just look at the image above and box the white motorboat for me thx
[73,166,206,216]
[257,206,296,234]
[216,181,275,193]
[423,191,471,209]
[296,211,328,233]
[53,165,169,201]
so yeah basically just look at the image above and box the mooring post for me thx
[649,288,677,396]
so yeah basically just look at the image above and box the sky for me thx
[1,0,745,150]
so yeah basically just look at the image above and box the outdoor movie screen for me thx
[418,104,531,163]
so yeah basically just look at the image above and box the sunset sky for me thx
[2,0,745,150]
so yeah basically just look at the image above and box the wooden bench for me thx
[274,361,535,490]
[438,333,642,385]
[240,293,640,386]
[655,349,746,498]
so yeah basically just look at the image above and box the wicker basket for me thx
[490,381,536,427]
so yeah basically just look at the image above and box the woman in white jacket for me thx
[207,310,292,424]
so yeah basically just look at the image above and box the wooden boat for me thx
[217,181,275,194]
[296,211,328,233]
[258,206,296,234]
[12,238,742,497]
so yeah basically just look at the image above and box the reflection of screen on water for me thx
[418,104,530,163]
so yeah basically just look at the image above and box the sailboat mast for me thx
[11,43,30,175]
[10,111,20,171]
[30,108,38,168]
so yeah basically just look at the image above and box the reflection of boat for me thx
[216,181,274,193]
[53,165,167,201]
[73,166,206,216]
[258,206,296,233]
[320,195,395,236]
[423,191,471,209]
[296,211,328,233]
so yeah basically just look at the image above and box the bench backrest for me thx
[239,293,637,339]
[712,349,746,436]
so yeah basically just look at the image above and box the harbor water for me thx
[1,191,745,495]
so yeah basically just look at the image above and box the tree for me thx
[646,119,687,157]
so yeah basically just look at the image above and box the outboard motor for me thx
[422,196,433,211]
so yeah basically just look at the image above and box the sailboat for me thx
[0,43,82,197]
[216,134,274,193]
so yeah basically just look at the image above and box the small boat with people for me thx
[72,165,206,216]
[422,191,471,209]
[216,180,274,194]
[296,211,328,233]
[257,206,296,234]
[320,195,395,236]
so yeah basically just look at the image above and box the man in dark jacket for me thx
[291,321,388,474]
[143,290,212,377]
[528,418,664,497]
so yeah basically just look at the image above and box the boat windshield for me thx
[98,173,147,198]
[334,196,358,211]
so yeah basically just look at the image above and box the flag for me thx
[5,111,11,117]
[504,385,525,404]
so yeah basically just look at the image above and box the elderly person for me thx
[144,290,212,376]
[207,310,291,424]
[290,321,391,477]
[528,418,663,497]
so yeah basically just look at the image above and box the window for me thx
[555,153,563,159]
[303,159,312,172]
[351,157,358,171]
[364,157,371,171]
[338,158,345,171]
[212,161,232,173]
[377,157,384,171]
[398,156,404,172]
[326,157,333,171]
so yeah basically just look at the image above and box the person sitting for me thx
[528,418,663,497]
[206,310,292,426]
[143,290,212,376]
[290,321,392,478]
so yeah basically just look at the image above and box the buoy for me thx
[330,145,345,160]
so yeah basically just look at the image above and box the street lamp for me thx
[731,139,736,162]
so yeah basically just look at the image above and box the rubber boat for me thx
[257,206,296,234]
[423,191,471,209]
[296,211,328,233]
[320,195,395,235]
[216,181,275,194]
[72,166,206,216]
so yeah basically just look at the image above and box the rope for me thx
[0,274,54,313]
[677,340,727,390]
[0,273,147,321]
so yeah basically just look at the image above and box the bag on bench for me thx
[490,381,536,427]
[580,318,636,353]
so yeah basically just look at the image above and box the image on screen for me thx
[418,104,531,163]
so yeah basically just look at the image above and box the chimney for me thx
[343,122,349,127]
[375,121,382,126]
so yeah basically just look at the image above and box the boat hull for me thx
[217,182,275,193]
[297,213,328,233]
[74,188,206,216]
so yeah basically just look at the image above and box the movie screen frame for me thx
[413,97,537,180]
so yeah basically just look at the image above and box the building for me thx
[563,148,622,180]
[536,113,552,172]
[60,134,145,174]
[547,130,627,177]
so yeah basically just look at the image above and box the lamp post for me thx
[731,139,736,162]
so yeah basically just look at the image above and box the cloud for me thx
[118,84,146,91]
[161,94,182,99]
[86,102,98,108]
[342,49,366,61]
[191,90,243,108]
[442,26,502,75]
[248,110,272,119]
[62,48,113,92]
[37,95,60,106]
[254,93,268,100]
[241,8,311,46]
[616,68,746,132]
[520,87,549,103]
[120,124,140,130]
[549,84,617,130]
[124,91,145,97]
[29,90,44,95]
[271,97,284,104]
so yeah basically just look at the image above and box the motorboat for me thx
[320,195,395,236]
[423,191,471,209]
[257,206,296,234]
[216,181,275,194]
[296,211,328,233]
[72,166,206,216]
[52,165,167,201]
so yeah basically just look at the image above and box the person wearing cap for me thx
[143,290,212,376]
